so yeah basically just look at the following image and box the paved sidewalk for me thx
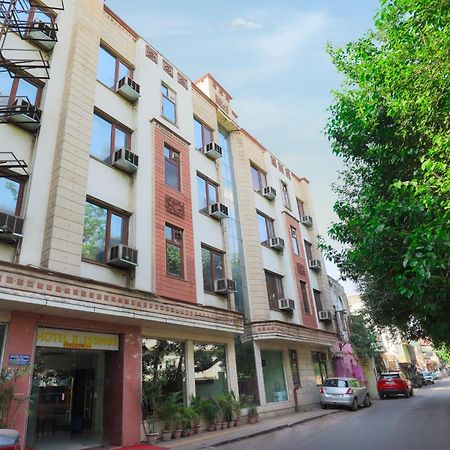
[160,407,343,449]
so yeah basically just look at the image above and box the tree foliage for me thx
[349,314,380,359]
[325,0,450,345]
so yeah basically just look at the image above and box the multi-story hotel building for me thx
[0,1,341,448]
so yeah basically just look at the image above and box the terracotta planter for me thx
[188,428,194,436]
[220,422,226,430]
[227,421,233,428]
[248,416,258,424]
[234,418,241,427]
[208,424,216,432]
[173,429,182,439]
[193,425,201,434]
[146,433,158,444]
[181,429,189,437]
[162,430,173,441]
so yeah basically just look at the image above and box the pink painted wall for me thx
[332,342,366,384]
[2,311,142,449]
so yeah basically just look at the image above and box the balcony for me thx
[0,96,42,131]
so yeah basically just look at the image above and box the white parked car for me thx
[320,377,371,411]
[420,371,435,385]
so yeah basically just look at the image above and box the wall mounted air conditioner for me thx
[215,278,237,294]
[308,259,322,271]
[0,212,24,243]
[278,298,295,311]
[107,244,138,269]
[267,237,285,251]
[318,310,332,321]
[208,202,229,220]
[300,215,313,227]
[112,148,139,173]
[116,76,141,102]
[203,142,223,160]
[263,186,276,201]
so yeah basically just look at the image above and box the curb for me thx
[171,409,343,449]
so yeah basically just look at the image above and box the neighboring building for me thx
[0,1,340,448]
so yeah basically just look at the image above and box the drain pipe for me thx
[294,386,300,412]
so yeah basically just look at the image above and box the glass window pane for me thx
[194,118,203,150]
[161,84,168,96]
[162,97,176,123]
[197,176,207,212]
[203,127,212,146]
[16,80,38,105]
[82,202,107,262]
[91,114,112,162]
[165,225,172,240]
[201,247,213,292]
[110,214,125,247]
[167,243,182,277]
[114,127,128,150]
[194,343,228,399]
[208,183,217,205]
[267,219,275,239]
[165,159,179,190]
[251,167,260,191]
[213,253,224,280]
[0,178,20,215]
[304,241,313,261]
[257,213,268,242]
[97,47,116,88]
[261,350,287,403]
[117,61,129,81]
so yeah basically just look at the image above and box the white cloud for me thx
[230,17,263,30]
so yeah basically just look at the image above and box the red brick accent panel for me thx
[153,122,196,303]
[284,214,318,329]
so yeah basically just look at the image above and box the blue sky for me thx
[106,0,380,294]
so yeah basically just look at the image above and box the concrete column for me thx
[185,340,196,402]
[282,349,295,402]
[253,341,266,405]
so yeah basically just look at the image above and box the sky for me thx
[106,0,381,295]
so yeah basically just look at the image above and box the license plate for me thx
[386,381,394,385]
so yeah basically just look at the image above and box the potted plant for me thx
[247,405,258,424]
[160,392,182,441]
[201,398,219,431]
[223,393,234,428]
[191,410,201,434]
[141,378,163,444]
[143,413,159,444]
[181,406,194,437]
[230,391,243,427]
[190,396,203,434]
[171,406,183,439]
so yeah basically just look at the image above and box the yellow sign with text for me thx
[36,328,119,351]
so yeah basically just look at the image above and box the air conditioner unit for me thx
[116,76,141,102]
[27,20,57,51]
[203,142,223,160]
[308,259,322,271]
[112,148,139,173]
[268,237,285,251]
[340,331,349,342]
[262,186,276,201]
[9,98,42,131]
[107,244,138,269]
[278,298,295,311]
[318,310,332,321]
[300,215,313,227]
[208,202,229,220]
[215,278,237,294]
[0,212,24,243]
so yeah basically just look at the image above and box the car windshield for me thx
[324,379,348,388]
[380,373,400,379]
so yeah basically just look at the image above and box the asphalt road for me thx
[218,377,450,450]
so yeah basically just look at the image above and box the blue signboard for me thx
[9,354,30,367]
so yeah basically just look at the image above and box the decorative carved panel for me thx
[177,72,188,90]
[165,195,185,218]
[145,45,158,64]
[163,60,174,78]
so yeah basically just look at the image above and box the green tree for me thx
[349,314,380,359]
[324,0,450,345]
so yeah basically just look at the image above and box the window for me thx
[165,224,183,278]
[290,226,299,255]
[82,201,128,263]
[297,198,305,217]
[197,174,218,213]
[201,246,225,293]
[256,211,275,243]
[261,350,287,403]
[164,145,180,190]
[97,46,131,89]
[161,83,176,123]
[311,352,328,385]
[194,343,228,398]
[250,165,267,193]
[265,271,284,309]
[304,240,313,261]
[0,177,24,216]
[193,118,213,151]
[90,112,131,163]
[281,181,291,209]
[289,349,301,387]
[0,71,42,107]
[313,289,323,312]
[299,281,310,313]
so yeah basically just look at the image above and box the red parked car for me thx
[377,372,414,399]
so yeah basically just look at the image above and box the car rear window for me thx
[380,373,400,379]
[324,379,348,388]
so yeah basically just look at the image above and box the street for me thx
[218,378,450,450]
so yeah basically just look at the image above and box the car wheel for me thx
[350,398,358,411]
[364,394,371,407]
[410,389,414,396]
[379,393,385,400]
[405,390,410,398]
[321,403,327,409]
